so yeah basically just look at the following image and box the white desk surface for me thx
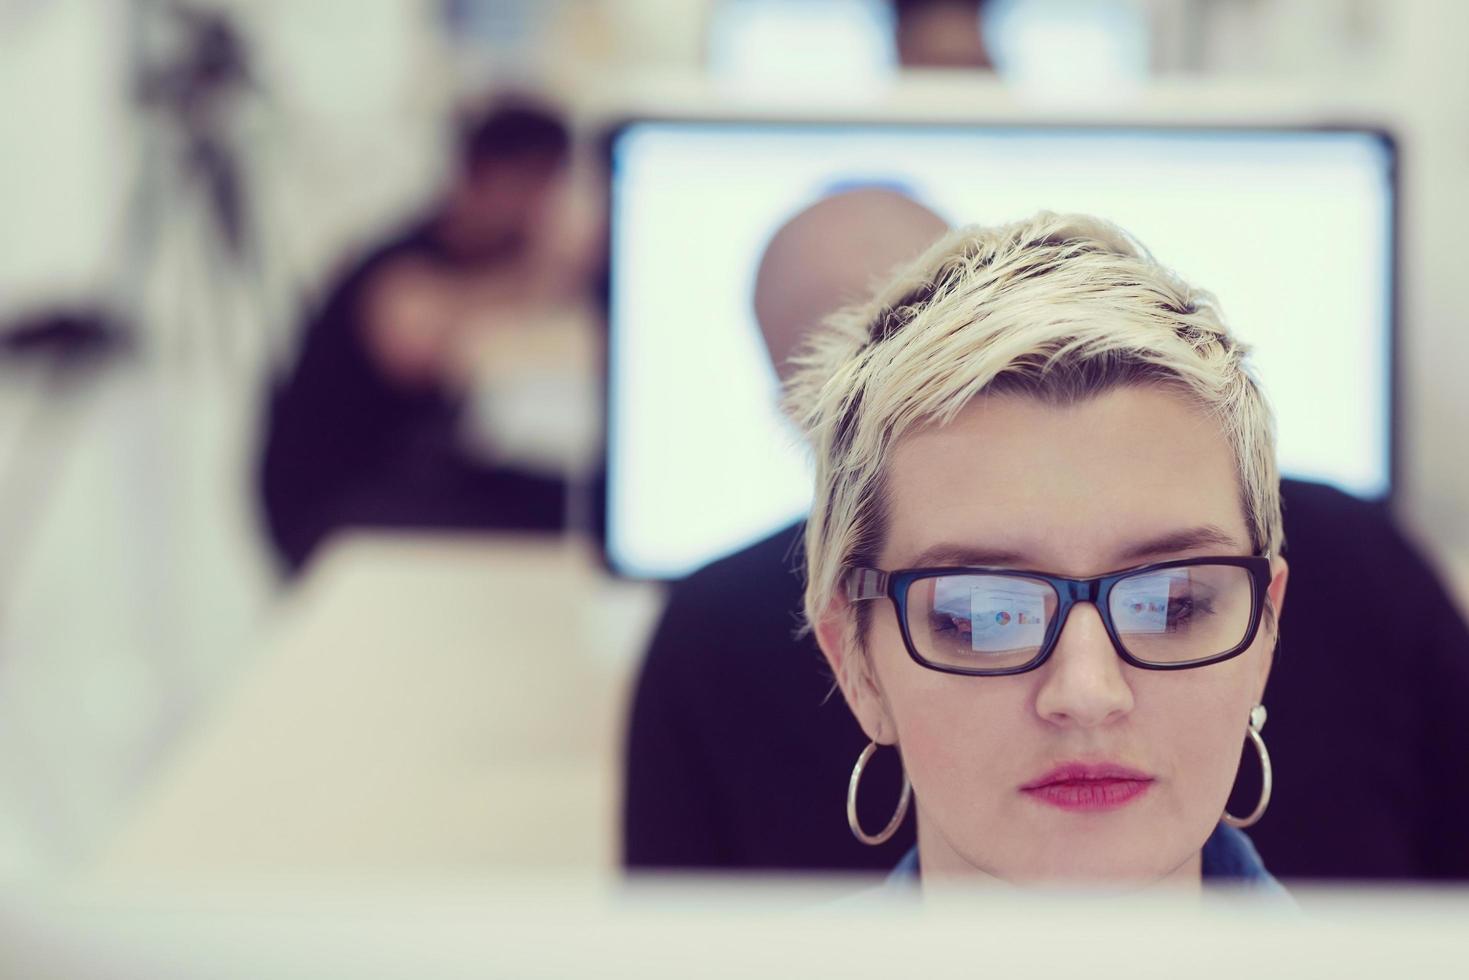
[93,533,664,881]
[8,878,1469,979]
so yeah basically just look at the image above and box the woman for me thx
[785,212,1290,893]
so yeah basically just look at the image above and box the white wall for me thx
[0,0,124,306]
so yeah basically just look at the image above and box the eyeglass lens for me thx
[908,564,1256,671]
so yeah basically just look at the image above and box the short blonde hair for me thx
[784,211,1283,638]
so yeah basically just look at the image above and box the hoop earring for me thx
[1222,704,1272,829]
[847,740,913,846]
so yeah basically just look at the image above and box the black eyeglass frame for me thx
[845,554,1274,677]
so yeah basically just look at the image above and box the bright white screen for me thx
[607,122,1394,579]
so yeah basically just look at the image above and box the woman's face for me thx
[820,385,1288,885]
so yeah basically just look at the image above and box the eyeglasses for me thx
[845,555,1273,676]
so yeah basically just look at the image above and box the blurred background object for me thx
[120,0,278,363]
[258,96,599,573]
[0,0,1466,891]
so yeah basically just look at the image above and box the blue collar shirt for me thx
[882,823,1291,900]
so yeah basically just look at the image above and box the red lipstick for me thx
[1020,762,1155,812]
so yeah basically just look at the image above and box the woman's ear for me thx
[1257,555,1290,696]
[1267,555,1289,624]
[814,598,899,745]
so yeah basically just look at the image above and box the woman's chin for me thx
[964,834,1196,888]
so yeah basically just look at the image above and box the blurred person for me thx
[259,98,599,572]
[892,0,993,70]
[752,188,950,380]
[623,204,1469,881]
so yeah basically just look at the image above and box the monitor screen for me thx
[605,120,1396,580]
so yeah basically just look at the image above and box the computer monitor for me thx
[604,119,1397,580]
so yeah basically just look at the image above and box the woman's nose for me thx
[1033,601,1135,728]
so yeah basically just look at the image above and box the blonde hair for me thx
[784,212,1283,638]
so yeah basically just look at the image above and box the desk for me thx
[93,534,664,879]
[8,878,1469,978]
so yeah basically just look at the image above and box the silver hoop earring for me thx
[1223,704,1272,829]
[847,740,913,846]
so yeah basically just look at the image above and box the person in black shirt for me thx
[259,99,579,572]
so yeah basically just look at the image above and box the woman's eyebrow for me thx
[1116,524,1245,562]
[906,525,1245,570]
[906,544,1030,568]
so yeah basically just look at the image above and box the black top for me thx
[623,479,1469,880]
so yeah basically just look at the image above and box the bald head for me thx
[753,188,948,382]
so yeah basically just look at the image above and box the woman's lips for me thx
[1020,763,1156,812]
